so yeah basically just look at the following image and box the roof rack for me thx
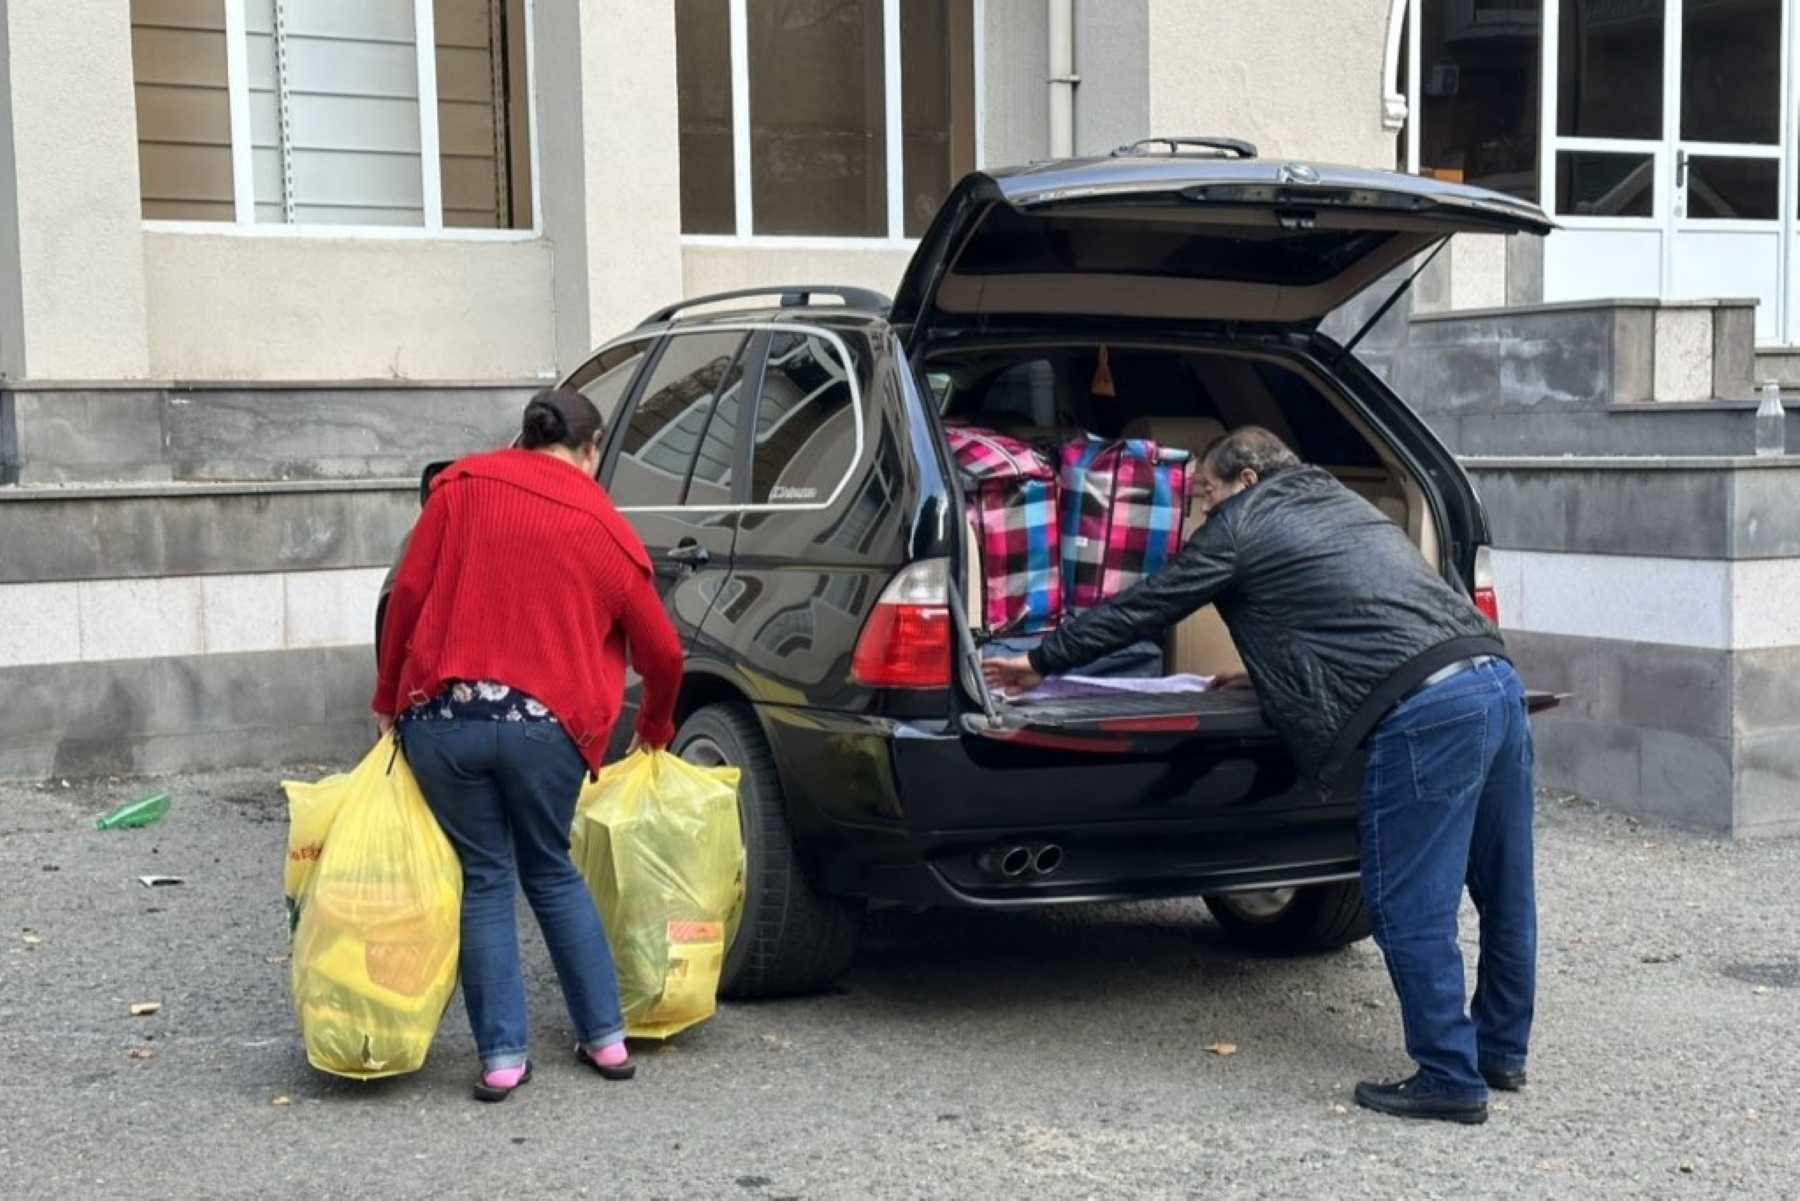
[638,285,892,329]
[1111,136,1258,160]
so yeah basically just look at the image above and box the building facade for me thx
[0,0,1794,836]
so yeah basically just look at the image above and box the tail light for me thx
[852,558,952,689]
[1473,546,1500,626]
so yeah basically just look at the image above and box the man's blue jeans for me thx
[1359,658,1537,1100]
[401,719,626,1070]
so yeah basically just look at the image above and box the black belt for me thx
[1400,655,1496,705]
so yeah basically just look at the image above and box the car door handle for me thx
[667,542,710,568]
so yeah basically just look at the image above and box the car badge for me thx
[1278,162,1320,185]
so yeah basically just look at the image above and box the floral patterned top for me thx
[401,680,558,725]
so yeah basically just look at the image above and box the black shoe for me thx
[1354,1074,1488,1125]
[1481,1065,1527,1092]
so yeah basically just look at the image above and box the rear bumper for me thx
[758,705,1362,907]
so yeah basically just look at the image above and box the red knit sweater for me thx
[372,449,684,774]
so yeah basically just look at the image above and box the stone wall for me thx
[0,480,415,776]
[1469,459,1800,838]
[0,377,525,777]
[0,382,534,485]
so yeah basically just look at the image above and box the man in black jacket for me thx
[984,427,1536,1126]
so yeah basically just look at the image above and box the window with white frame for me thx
[129,0,534,230]
[1394,0,1542,203]
[1394,0,1782,222]
[675,0,976,240]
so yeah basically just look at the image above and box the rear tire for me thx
[675,703,863,998]
[1203,881,1371,953]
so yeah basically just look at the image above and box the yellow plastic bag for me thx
[283,736,463,1079]
[572,750,745,1039]
[282,759,358,936]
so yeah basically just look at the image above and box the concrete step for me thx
[1325,288,1785,456]
[1753,348,1800,390]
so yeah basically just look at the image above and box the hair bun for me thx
[522,398,568,447]
[518,387,602,451]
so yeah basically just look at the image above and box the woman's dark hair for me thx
[519,387,603,451]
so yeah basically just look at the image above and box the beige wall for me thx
[1147,0,1394,169]
[0,0,150,379]
[578,2,684,349]
[142,233,557,381]
[681,245,916,309]
[534,0,684,369]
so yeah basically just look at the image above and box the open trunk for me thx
[936,339,1448,755]
[899,152,1556,753]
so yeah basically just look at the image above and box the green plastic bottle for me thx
[95,793,170,830]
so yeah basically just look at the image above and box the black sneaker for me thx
[1481,1064,1527,1092]
[1354,1074,1488,1125]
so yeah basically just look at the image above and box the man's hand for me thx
[982,655,1043,697]
[375,712,395,737]
[625,733,658,757]
[1213,670,1252,691]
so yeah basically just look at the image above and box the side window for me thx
[750,332,860,506]
[566,340,652,429]
[983,359,1057,425]
[610,332,749,508]
[684,360,748,507]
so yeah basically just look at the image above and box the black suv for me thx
[390,145,1555,998]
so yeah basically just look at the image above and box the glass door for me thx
[1541,0,1790,344]
[1543,0,1672,308]
[1666,0,1785,343]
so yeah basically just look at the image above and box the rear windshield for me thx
[953,205,1396,287]
[939,347,1380,469]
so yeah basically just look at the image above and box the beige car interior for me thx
[952,347,1442,683]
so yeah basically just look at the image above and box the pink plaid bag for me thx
[1057,436,1192,612]
[946,426,1063,634]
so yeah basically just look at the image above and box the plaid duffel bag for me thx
[946,425,1063,634]
[1057,436,1192,612]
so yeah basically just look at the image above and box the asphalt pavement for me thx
[1,765,1795,1200]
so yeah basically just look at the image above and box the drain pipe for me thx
[1048,0,1077,157]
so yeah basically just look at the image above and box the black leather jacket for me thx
[1028,466,1506,788]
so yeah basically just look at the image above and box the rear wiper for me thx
[1333,237,1449,364]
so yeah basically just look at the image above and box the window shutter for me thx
[245,0,426,225]
[435,0,531,229]
[131,0,235,221]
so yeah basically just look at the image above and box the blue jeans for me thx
[401,719,625,1070]
[1359,658,1537,1100]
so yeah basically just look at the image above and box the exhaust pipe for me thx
[1030,843,1064,877]
[979,845,1034,880]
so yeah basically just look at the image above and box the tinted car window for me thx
[956,204,1394,286]
[1252,360,1380,468]
[982,358,1057,425]
[683,350,749,507]
[566,339,651,428]
[751,332,858,505]
[611,331,749,508]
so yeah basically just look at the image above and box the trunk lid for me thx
[891,151,1553,342]
[963,688,1273,755]
[962,683,1563,759]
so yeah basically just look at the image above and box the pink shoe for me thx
[472,1060,531,1103]
[576,1041,636,1081]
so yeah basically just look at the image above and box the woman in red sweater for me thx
[373,388,684,1102]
